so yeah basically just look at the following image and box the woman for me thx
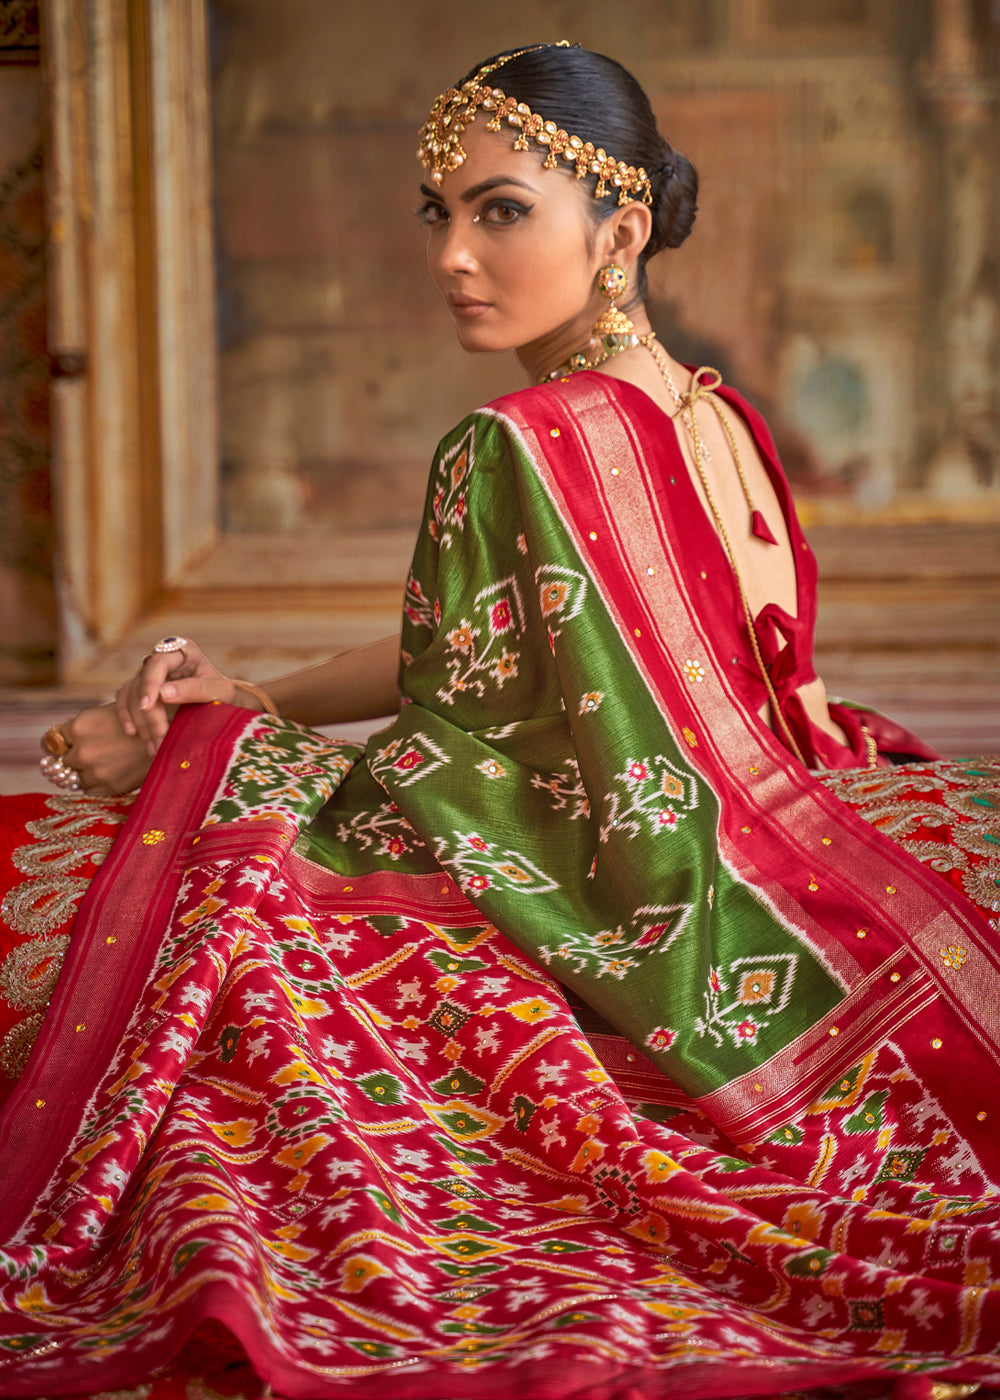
[1,42,998,1400]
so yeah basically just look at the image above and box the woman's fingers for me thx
[160,674,232,706]
[116,653,177,739]
[60,703,153,794]
[115,641,222,751]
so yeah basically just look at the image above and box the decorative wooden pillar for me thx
[41,0,218,682]
[921,0,999,497]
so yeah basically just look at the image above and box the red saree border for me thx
[283,847,482,919]
[0,703,261,1240]
[487,378,1000,1158]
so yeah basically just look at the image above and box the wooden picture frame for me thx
[43,0,405,691]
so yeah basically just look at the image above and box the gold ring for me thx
[41,725,71,757]
[153,636,189,654]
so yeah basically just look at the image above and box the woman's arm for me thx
[57,634,401,797]
[259,634,401,727]
[117,632,402,753]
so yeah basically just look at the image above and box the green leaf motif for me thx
[844,1091,888,1134]
[427,951,487,974]
[785,1247,834,1278]
[357,1072,406,1106]
[431,1067,486,1097]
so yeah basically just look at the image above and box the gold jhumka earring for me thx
[544,263,642,381]
[593,263,639,357]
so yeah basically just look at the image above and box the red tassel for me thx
[751,509,779,545]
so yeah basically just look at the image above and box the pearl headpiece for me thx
[417,43,653,207]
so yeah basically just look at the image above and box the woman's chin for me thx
[451,321,512,356]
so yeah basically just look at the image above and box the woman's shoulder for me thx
[485,374,617,420]
[433,380,589,459]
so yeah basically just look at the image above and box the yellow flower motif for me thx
[940,945,968,970]
[641,1149,680,1183]
[496,862,531,883]
[739,969,776,1004]
[341,1254,391,1294]
[508,998,557,1022]
[447,621,478,653]
[207,1117,257,1147]
[494,650,518,683]
[180,895,225,927]
[15,1282,53,1314]
[682,659,706,684]
[782,1200,824,1242]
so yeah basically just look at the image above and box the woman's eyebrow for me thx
[458,175,539,202]
[418,175,540,205]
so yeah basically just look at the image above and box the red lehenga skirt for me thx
[0,717,998,1400]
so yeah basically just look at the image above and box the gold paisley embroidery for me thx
[13,832,115,877]
[1,877,92,938]
[0,1012,44,1080]
[962,863,1000,914]
[1,795,130,937]
[0,794,133,1085]
[0,934,70,1009]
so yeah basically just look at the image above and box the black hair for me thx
[455,43,698,296]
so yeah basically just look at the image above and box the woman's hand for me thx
[115,639,237,755]
[57,703,154,795]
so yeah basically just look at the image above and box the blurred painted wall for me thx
[210,0,1000,541]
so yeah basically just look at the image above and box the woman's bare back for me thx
[602,349,850,756]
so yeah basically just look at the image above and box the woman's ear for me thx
[597,202,653,271]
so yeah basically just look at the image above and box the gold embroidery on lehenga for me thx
[0,934,70,1008]
[1,877,92,938]
[0,794,132,1082]
[0,1011,44,1079]
[1,795,127,938]
[819,762,1000,919]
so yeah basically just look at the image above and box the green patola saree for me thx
[0,373,998,1400]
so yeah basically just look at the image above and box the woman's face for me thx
[418,122,606,376]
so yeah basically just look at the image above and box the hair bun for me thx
[650,147,698,253]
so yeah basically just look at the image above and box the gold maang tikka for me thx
[417,43,653,206]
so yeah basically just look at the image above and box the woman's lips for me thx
[449,295,492,319]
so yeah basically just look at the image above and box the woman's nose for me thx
[437,219,478,275]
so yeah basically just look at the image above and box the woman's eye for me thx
[414,201,447,226]
[482,200,532,226]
